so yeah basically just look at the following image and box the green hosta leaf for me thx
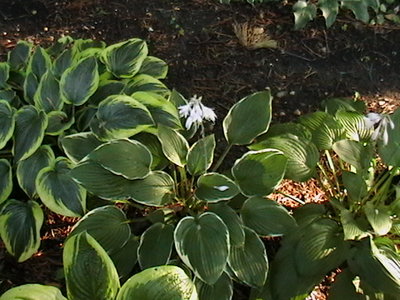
[13,106,48,162]
[34,70,62,112]
[158,125,189,167]
[102,38,148,78]
[340,209,369,240]
[53,48,75,78]
[28,46,52,80]
[60,56,99,106]
[293,203,326,226]
[0,62,10,89]
[64,232,120,300]
[253,122,312,143]
[321,97,365,115]
[138,222,174,269]
[364,202,392,236]
[329,269,364,300]
[335,110,372,141]
[318,0,339,27]
[133,133,169,170]
[87,139,152,180]
[90,95,154,141]
[0,89,17,105]
[342,171,368,202]
[342,0,374,23]
[16,145,55,199]
[293,0,317,30]
[0,200,43,262]
[110,235,139,279]
[0,284,67,300]
[194,273,233,300]
[174,212,229,284]
[45,111,74,135]
[23,72,39,105]
[0,159,12,204]
[76,106,98,131]
[88,80,125,106]
[228,227,268,288]
[0,100,15,150]
[139,56,168,79]
[333,140,372,170]
[187,135,215,176]
[124,74,170,98]
[73,38,106,52]
[68,205,131,254]
[116,265,198,300]
[195,173,239,202]
[379,108,400,167]
[250,134,319,182]
[46,35,73,57]
[61,132,103,163]
[7,41,32,71]
[232,149,287,196]
[241,197,297,236]
[36,157,86,217]
[223,91,272,145]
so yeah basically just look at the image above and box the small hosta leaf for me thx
[0,159,12,204]
[7,41,32,71]
[187,135,215,176]
[34,70,62,112]
[157,125,189,167]
[61,132,103,163]
[45,111,74,136]
[28,46,52,80]
[138,56,168,79]
[194,273,233,300]
[124,74,170,98]
[195,173,239,202]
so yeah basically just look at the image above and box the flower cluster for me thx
[364,112,395,145]
[178,95,217,130]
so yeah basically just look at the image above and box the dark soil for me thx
[1,0,400,298]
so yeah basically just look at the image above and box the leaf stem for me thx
[276,191,305,205]
[212,144,232,172]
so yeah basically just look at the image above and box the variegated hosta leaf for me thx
[88,80,125,105]
[335,110,372,141]
[132,133,169,170]
[53,48,74,78]
[110,235,140,279]
[228,227,268,288]
[138,56,168,79]
[13,105,48,162]
[60,56,99,106]
[157,125,189,167]
[68,206,131,255]
[0,159,12,204]
[0,100,14,150]
[45,111,75,136]
[90,95,154,141]
[187,135,215,176]
[138,222,174,269]
[16,145,55,199]
[61,132,103,163]
[36,157,86,217]
[0,62,10,89]
[23,72,39,105]
[0,200,44,262]
[116,265,198,300]
[34,70,62,112]
[63,232,120,300]
[101,38,148,78]
[86,139,152,180]
[194,272,233,300]
[195,173,239,202]
[7,40,32,71]
[0,284,67,300]
[27,46,52,80]
[174,212,229,285]
[124,74,170,98]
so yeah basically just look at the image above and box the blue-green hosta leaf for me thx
[46,35,73,57]
[0,62,10,89]
[75,106,97,131]
[36,157,86,217]
[0,159,12,204]
[157,125,189,167]
[61,132,103,163]
[88,80,125,106]
[138,222,174,269]
[110,235,139,279]
[53,49,75,78]
[27,46,52,80]
[63,232,120,300]
[124,74,170,98]
[194,272,233,300]
[174,212,229,284]
[68,205,131,254]
[0,100,15,150]
[87,139,152,180]
[318,0,339,28]
[23,72,39,105]
[364,202,392,236]
[34,70,62,112]
[60,56,99,106]
[90,95,154,141]
[0,284,67,300]
[241,197,297,236]
[138,56,168,79]
[0,89,17,105]
[101,38,148,78]
[16,145,55,199]
[223,91,272,145]
[0,200,43,262]
[335,110,372,141]
[116,265,198,300]
[250,134,319,182]
[293,1,317,30]
[132,133,169,170]
[332,140,372,170]
[379,108,400,167]
[187,135,215,176]
[7,41,32,71]
[232,149,287,196]
[228,227,268,288]
[45,111,74,136]
[131,91,181,129]
[13,106,48,162]
[195,173,239,202]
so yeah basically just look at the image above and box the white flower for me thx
[178,95,217,130]
[364,113,395,145]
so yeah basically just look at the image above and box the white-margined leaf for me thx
[90,94,154,141]
[23,72,39,105]
[45,111,74,136]
[36,157,86,217]
[228,226,268,288]
[0,62,10,89]
[0,200,43,262]
[0,100,14,150]
[138,222,174,269]
[34,70,62,112]
[138,56,168,79]
[60,56,99,106]
[61,132,103,163]
[223,91,272,145]
[124,74,170,98]
[27,46,51,80]
[101,38,148,78]
[0,159,12,204]
[53,48,75,78]
[116,265,197,300]
[194,272,233,300]
[157,125,189,167]
[195,173,239,202]
[0,89,17,105]
[7,41,32,71]
[232,149,287,196]
[16,145,55,199]
[88,80,125,106]
[0,284,67,300]
[68,205,131,255]
[174,212,229,285]
[63,232,120,300]
[13,105,48,162]
[241,197,297,236]
[187,135,215,176]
